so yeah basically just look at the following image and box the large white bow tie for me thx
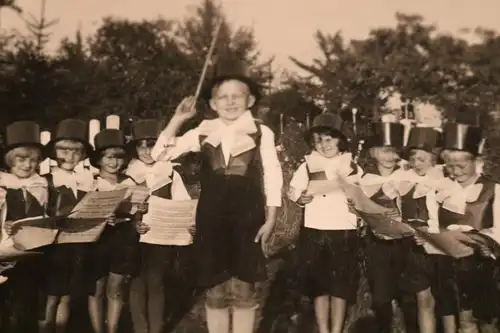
[435,178,482,214]
[359,170,403,199]
[199,112,258,156]
[396,167,444,199]
[0,172,48,206]
[306,152,356,180]
[52,168,94,193]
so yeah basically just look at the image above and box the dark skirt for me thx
[297,228,360,302]
[364,231,428,306]
[44,243,89,297]
[87,222,140,290]
[194,174,267,288]
[432,253,499,320]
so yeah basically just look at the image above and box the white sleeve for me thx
[425,190,440,231]
[493,184,500,229]
[171,171,192,201]
[151,128,201,162]
[259,125,283,207]
[288,162,309,202]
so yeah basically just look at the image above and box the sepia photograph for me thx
[1,0,500,332]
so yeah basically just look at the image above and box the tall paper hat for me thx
[4,121,44,155]
[366,122,405,148]
[403,127,442,158]
[129,119,162,142]
[442,123,483,155]
[45,119,93,159]
[89,129,127,167]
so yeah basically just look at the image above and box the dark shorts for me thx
[297,228,360,302]
[365,232,427,306]
[432,253,500,319]
[44,243,89,296]
[400,243,434,295]
[87,223,140,285]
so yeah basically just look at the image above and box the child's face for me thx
[55,140,85,171]
[209,80,255,123]
[371,147,399,169]
[136,140,155,165]
[409,149,435,176]
[9,147,41,179]
[100,148,126,175]
[312,133,340,158]
[443,150,477,184]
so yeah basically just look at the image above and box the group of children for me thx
[0,72,498,333]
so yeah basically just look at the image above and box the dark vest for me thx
[401,187,429,222]
[4,187,45,221]
[199,124,263,180]
[438,176,495,230]
[45,173,87,217]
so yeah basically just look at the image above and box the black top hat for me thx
[442,123,483,155]
[89,129,127,167]
[366,122,405,148]
[403,126,442,158]
[304,112,346,142]
[4,121,44,156]
[201,74,262,105]
[129,119,161,142]
[45,119,93,159]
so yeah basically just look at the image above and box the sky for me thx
[2,0,500,73]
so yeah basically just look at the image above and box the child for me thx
[87,128,140,333]
[41,118,95,333]
[126,119,193,333]
[0,121,48,333]
[396,126,444,333]
[288,113,361,333]
[434,123,500,333]
[151,74,283,333]
[358,121,419,333]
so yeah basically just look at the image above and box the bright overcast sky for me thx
[2,0,500,73]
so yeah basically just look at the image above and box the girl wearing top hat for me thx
[150,74,283,333]
[126,119,194,333]
[288,113,362,333]
[87,128,141,333]
[40,118,95,333]
[396,126,445,333]
[433,123,500,333]
[0,121,49,333]
[358,120,419,333]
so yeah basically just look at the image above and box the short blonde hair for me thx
[54,140,85,150]
[440,149,475,163]
[4,146,42,168]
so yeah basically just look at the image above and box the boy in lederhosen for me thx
[434,123,500,333]
[396,126,445,333]
[288,113,362,333]
[126,119,194,333]
[358,121,419,333]
[150,74,283,333]
[41,119,95,333]
[0,121,49,333]
[87,129,140,333]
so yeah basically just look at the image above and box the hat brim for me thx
[89,144,127,168]
[201,75,263,106]
[4,142,46,160]
[45,138,94,161]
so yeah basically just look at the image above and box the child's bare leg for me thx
[442,315,456,333]
[232,279,258,333]
[129,275,148,333]
[106,272,128,333]
[54,295,71,333]
[330,296,347,333]
[88,277,107,333]
[40,295,60,333]
[458,309,478,333]
[416,288,435,333]
[146,267,166,333]
[313,295,330,333]
[205,281,230,333]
